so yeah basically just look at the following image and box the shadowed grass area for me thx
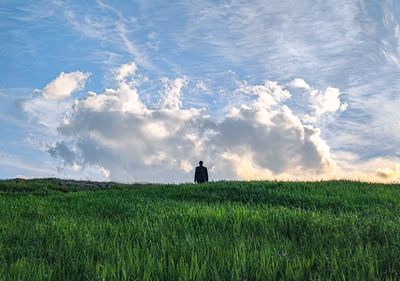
[0,179,399,280]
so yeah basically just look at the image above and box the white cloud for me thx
[159,77,188,110]
[22,71,90,130]
[41,71,90,100]
[115,62,137,82]
[21,62,400,183]
[236,80,291,108]
[99,166,111,179]
[23,98,69,129]
[309,87,348,116]
[28,63,344,182]
[289,78,311,90]
[217,81,338,176]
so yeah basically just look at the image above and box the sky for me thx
[1,0,400,183]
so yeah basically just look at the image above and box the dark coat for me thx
[194,166,208,183]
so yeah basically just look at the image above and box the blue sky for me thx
[1,0,400,182]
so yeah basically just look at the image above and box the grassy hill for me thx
[0,179,399,280]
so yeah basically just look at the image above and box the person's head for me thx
[199,161,203,166]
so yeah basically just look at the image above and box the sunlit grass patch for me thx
[0,179,399,280]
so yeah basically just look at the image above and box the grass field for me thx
[0,179,399,281]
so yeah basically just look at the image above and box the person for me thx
[194,161,208,183]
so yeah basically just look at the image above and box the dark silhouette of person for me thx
[194,161,208,183]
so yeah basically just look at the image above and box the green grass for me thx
[0,179,399,281]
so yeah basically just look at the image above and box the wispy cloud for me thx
[174,0,366,83]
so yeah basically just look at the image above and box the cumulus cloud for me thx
[286,79,348,125]
[309,87,348,116]
[217,82,337,177]
[290,78,311,91]
[115,62,137,82]
[23,97,68,129]
[21,71,89,131]
[23,62,347,182]
[237,80,291,107]
[48,141,77,166]
[41,71,91,100]
[22,71,91,130]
